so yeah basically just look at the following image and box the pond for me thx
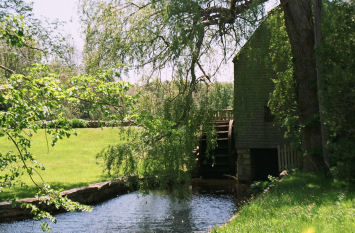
[0,192,237,233]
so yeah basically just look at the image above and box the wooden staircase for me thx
[197,118,236,179]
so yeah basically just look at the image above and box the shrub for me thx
[70,119,89,128]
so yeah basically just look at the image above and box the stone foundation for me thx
[237,149,253,183]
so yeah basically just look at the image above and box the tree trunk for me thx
[313,0,331,174]
[280,0,326,172]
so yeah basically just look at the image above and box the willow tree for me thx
[81,0,331,173]
[80,0,267,128]
[80,0,267,185]
[80,0,267,134]
[81,0,266,80]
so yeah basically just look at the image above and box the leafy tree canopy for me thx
[0,1,134,230]
[0,0,76,75]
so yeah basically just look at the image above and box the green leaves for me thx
[97,80,232,191]
[0,64,133,229]
[0,15,29,47]
[67,70,134,121]
[0,0,136,229]
[320,1,355,181]
[267,11,300,145]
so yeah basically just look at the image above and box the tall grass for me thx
[212,172,354,233]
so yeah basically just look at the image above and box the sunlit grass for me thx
[0,128,132,200]
[212,172,355,233]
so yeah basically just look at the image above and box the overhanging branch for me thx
[202,0,256,26]
[0,64,15,73]
[201,0,268,26]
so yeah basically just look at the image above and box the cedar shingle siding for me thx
[233,19,285,149]
[233,13,302,182]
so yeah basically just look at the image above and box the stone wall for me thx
[236,149,252,182]
[0,176,138,223]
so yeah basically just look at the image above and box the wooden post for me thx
[278,145,281,172]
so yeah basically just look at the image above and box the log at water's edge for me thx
[0,176,138,223]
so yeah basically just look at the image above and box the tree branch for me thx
[5,131,44,189]
[201,0,264,26]
[0,64,15,73]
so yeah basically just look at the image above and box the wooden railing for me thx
[278,144,302,171]
[213,109,233,121]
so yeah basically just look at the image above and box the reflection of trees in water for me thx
[134,193,237,232]
[135,193,194,233]
[167,197,193,233]
[0,192,236,232]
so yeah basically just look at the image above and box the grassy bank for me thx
[0,128,131,200]
[212,172,354,233]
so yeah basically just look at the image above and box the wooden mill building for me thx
[196,12,302,182]
[233,12,301,182]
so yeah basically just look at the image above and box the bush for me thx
[250,175,279,195]
[70,119,89,128]
[321,1,355,182]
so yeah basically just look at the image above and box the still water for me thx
[0,192,236,233]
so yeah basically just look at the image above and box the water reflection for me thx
[0,192,236,233]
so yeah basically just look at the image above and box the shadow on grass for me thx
[264,172,353,208]
[212,172,354,233]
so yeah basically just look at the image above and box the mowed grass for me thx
[0,128,131,200]
[212,172,355,233]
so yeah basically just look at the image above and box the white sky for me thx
[27,0,279,83]
[30,0,84,48]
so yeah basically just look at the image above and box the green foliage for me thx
[267,10,300,147]
[0,64,133,228]
[256,2,354,177]
[206,82,233,110]
[80,0,264,78]
[250,180,269,195]
[69,119,89,128]
[0,1,38,79]
[0,15,29,47]
[96,128,141,177]
[320,0,355,181]
[97,110,202,190]
[79,0,261,192]
[66,70,134,122]
[97,80,233,190]
[250,175,279,195]
[267,2,355,173]
[134,80,233,117]
[0,0,76,79]
[1,0,254,228]
[0,1,33,48]
[0,6,134,228]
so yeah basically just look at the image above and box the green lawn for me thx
[212,172,354,233]
[0,128,130,200]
